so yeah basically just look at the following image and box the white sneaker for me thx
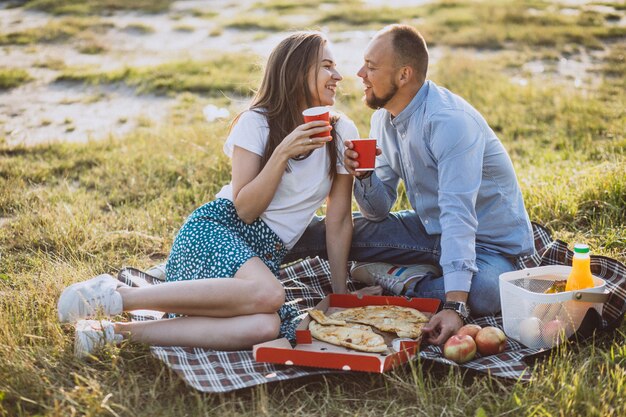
[145,263,167,281]
[57,274,124,323]
[74,319,123,358]
[350,262,441,295]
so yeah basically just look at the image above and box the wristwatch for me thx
[441,301,470,321]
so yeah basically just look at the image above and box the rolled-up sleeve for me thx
[354,115,401,221]
[428,110,483,292]
[354,155,400,221]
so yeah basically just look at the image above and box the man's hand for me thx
[344,139,382,177]
[422,309,463,345]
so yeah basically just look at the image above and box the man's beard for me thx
[364,82,398,110]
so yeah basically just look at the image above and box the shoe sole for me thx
[57,274,118,323]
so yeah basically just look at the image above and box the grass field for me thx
[1,0,625,416]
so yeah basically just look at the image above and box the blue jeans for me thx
[284,210,517,316]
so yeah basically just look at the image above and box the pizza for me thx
[308,309,347,326]
[328,305,428,339]
[308,321,388,353]
[307,305,428,351]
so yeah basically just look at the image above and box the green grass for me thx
[0,68,32,89]
[316,6,422,28]
[2,55,625,415]
[1,0,626,415]
[252,0,344,12]
[0,17,112,46]
[314,0,625,52]
[23,0,175,15]
[123,23,155,34]
[225,15,292,32]
[55,54,263,96]
[188,9,218,19]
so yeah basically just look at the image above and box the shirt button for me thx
[275,243,282,251]
[424,219,429,224]
[265,253,273,260]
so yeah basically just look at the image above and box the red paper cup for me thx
[303,106,330,138]
[351,138,377,171]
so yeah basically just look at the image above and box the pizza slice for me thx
[308,309,347,326]
[328,305,428,338]
[308,321,388,353]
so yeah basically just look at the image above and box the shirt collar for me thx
[388,80,430,127]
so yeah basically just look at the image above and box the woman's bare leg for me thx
[114,313,281,349]
[116,257,284,317]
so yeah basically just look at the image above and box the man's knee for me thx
[468,251,516,316]
[468,285,501,316]
[467,270,503,316]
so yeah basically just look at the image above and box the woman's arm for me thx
[232,121,332,223]
[324,173,354,294]
[230,145,287,224]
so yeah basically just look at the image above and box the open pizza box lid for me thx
[253,294,440,373]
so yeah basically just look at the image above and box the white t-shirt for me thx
[215,109,358,249]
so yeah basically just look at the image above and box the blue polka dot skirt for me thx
[166,198,300,343]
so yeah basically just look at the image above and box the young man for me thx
[285,24,534,345]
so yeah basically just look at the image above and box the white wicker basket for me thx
[499,266,608,348]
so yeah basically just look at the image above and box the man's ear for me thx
[398,65,413,85]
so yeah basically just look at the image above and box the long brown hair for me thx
[235,31,339,177]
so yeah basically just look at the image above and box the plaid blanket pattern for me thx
[118,223,626,392]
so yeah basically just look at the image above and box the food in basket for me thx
[308,321,387,353]
[542,319,566,345]
[533,302,563,322]
[544,279,567,294]
[443,334,476,363]
[328,305,428,338]
[519,317,543,347]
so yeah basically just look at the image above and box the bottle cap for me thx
[573,243,590,254]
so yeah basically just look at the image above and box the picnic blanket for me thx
[118,223,626,393]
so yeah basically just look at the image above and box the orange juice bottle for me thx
[565,243,595,291]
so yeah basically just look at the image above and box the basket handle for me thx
[571,289,610,303]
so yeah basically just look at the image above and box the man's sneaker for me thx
[57,274,124,323]
[350,262,442,295]
[145,263,167,282]
[74,319,123,358]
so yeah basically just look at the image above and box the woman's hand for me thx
[275,121,332,161]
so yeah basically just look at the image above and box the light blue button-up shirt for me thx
[354,80,534,293]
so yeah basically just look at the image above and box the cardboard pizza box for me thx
[253,294,440,373]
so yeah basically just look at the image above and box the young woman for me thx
[57,32,360,357]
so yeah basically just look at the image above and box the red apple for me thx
[542,319,566,346]
[443,334,477,363]
[475,326,507,356]
[457,324,482,340]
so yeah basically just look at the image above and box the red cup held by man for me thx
[351,138,377,171]
[302,106,331,139]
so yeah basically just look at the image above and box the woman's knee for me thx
[252,280,285,313]
[237,258,286,312]
[247,313,281,343]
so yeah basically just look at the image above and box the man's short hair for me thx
[379,24,428,81]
